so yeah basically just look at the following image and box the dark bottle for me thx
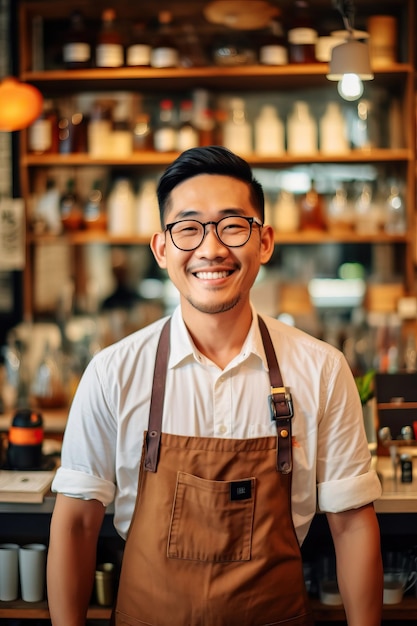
[62,11,91,69]
[150,11,179,68]
[178,23,209,68]
[60,178,83,231]
[95,8,124,68]
[126,21,151,67]
[287,0,318,64]
[259,19,288,66]
[299,180,327,230]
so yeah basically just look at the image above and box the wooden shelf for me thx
[0,600,111,620]
[19,63,413,92]
[22,148,413,167]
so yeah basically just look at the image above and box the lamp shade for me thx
[327,39,374,81]
[0,77,43,131]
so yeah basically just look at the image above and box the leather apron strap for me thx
[144,316,294,475]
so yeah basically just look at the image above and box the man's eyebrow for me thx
[171,207,245,220]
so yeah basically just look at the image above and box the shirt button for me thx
[218,425,227,435]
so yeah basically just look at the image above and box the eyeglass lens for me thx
[169,216,256,251]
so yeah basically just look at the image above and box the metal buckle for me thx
[269,386,294,421]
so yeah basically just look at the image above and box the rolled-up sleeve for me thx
[51,467,115,506]
[318,469,382,512]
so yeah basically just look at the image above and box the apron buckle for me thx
[269,387,294,475]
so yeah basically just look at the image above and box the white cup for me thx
[18,543,47,602]
[0,543,20,601]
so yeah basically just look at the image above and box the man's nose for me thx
[198,223,227,253]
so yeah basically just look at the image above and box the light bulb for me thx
[337,74,364,101]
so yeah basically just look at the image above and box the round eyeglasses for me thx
[165,216,263,251]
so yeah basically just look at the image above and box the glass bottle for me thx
[259,19,288,66]
[384,184,406,234]
[153,99,177,152]
[254,105,285,156]
[60,178,83,232]
[287,0,318,63]
[319,102,349,155]
[176,100,199,151]
[299,180,326,231]
[150,11,179,68]
[32,178,62,235]
[287,100,317,155]
[354,182,380,235]
[95,9,124,68]
[132,113,153,151]
[222,97,252,155]
[107,179,135,235]
[62,10,91,69]
[126,21,151,67]
[28,99,59,155]
[83,180,107,231]
[178,23,208,68]
[135,179,161,237]
[274,190,299,233]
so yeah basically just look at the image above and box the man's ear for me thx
[260,223,275,265]
[150,231,168,269]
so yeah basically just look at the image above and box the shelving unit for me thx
[15,0,416,323]
[3,0,416,621]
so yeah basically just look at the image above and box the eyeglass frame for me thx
[164,215,264,251]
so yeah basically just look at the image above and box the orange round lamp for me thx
[0,77,43,131]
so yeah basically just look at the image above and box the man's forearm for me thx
[328,504,383,626]
[47,495,105,626]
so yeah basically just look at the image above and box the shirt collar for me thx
[168,304,269,372]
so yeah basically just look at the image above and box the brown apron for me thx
[113,317,314,626]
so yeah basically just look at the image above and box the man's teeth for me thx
[196,271,230,279]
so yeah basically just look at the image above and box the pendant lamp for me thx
[0,77,43,132]
[327,0,374,100]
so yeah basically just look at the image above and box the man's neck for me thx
[181,302,253,370]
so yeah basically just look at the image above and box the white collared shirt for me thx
[52,304,381,544]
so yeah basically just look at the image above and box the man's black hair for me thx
[156,146,265,226]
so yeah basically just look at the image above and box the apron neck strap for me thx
[145,316,293,474]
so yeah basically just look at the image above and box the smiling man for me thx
[47,146,382,626]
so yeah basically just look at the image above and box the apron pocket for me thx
[167,471,255,562]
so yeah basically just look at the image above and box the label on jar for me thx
[288,28,318,45]
[150,47,179,68]
[63,43,91,63]
[96,43,124,67]
[127,44,151,66]
[259,45,288,66]
[154,127,177,152]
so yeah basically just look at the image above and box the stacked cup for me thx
[0,542,47,603]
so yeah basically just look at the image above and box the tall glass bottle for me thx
[62,11,91,69]
[259,19,288,66]
[153,99,177,152]
[222,98,252,155]
[60,178,83,232]
[287,0,318,63]
[126,21,151,67]
[176,100,199,151]
[28,99,59,155]
[95,9,124,68]
[299,180,326,231]
[150,11,179,68]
